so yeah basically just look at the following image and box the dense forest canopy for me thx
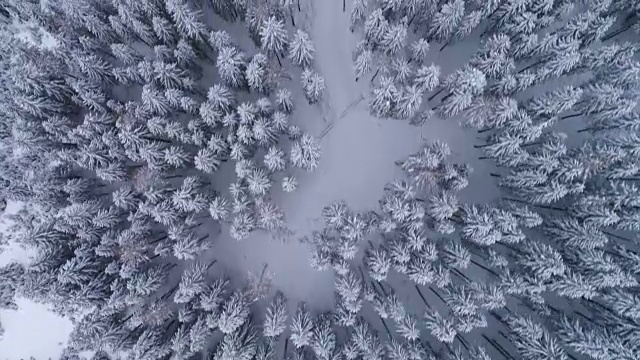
[0,0,640,360]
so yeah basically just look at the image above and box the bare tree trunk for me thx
[518,59,544,74]
[283,338,289,359]
[379,317,393,340]
[370,67,381,83]
[428,87,445,101]
[372,279,388,297]
[440,37,453,51]
[164,319,178,333]
[439,91,454,103]
[197,234,211,243]
[602,22,635,41]
[560,112,582,120]
[408,13,418,26]
[473,142,491,149]
[429,286,446,304]
[577,127,595,133]
[478,126,494,133]
[482,335,515,360]
[603,230,635,242]
[150,235,168,244]
[455,334,470,351]
[160,284,179,300]
[343,0,346,12]
[415,285,432,309]
[470,259,499,277]
[206,259,217,270]
[134,33,153,48]
[451,268,471,282]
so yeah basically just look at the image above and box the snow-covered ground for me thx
[0,298,73,360]
[0,203,73,360]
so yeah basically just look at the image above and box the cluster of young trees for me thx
[323,0,640,359]
[0,0,327,358]
[351,0,640,124]
[310,136,640,359]
[1,0,325,241]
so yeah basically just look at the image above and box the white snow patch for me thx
[0,297,73,360]
[0,201,72,360]
[11,18,57,49]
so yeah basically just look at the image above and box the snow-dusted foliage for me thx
[0,0,327,358]
[263,291,288,337]
[2,0,640,360]
[318,8,640,336]
[289,29,315,68]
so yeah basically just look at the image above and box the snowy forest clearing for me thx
[215,0,501,311]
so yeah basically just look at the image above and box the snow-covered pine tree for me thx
[381,21,408,56]
[435,66,486,118]
[505,315,569,360]
[370,75,400,118]
[174,261,210,304]
[282,176,298,192]
[469,33,513,79]
[213,321,259,360]
[246,52,273,94]
[353,48,374,81]
[166,0,207,41]
[423,310,457,343]
[301,68,325,104]
[260,16,288,65]
[289,29,315,68]
[218,289,251,334]
[441,10,483,51]
[263,291,288,337]
[290,301,314,348]
[217,46,248,89]
[363,9,388,47]
[310,313,337,360]
[290,133,321,171]
[428,0,465,42]
[364,246,392,282]
[210,0,241,21]
[350,0,369,32]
